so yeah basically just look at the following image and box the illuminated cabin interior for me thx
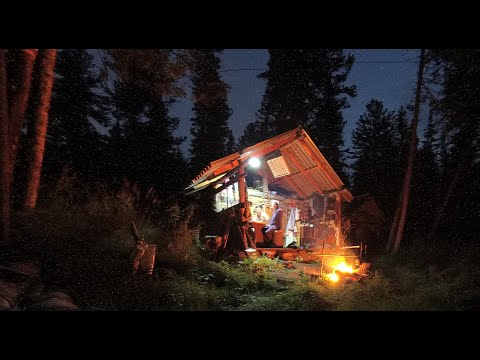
[186,126,353,252]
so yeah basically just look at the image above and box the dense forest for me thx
[0,49,479,311]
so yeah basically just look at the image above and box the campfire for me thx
[324,257,357,283]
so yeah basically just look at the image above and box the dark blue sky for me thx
[172,49,421,154]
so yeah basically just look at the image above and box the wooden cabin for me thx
[186,126,354,258]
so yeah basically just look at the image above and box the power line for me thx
[219,60,419,73]
[220,68,265,73]
[356,60,418,63]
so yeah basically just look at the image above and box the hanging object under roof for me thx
[267,156,290,178]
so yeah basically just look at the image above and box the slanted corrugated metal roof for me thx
[187,126,353,202]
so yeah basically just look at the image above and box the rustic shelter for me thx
[186,126,354,257]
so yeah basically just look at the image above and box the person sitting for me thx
[252,206,269,222]
[261,202,282,246]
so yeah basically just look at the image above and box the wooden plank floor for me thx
[255,247,359,257]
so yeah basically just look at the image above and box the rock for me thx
[0,296,11,310]
[0,279,30,309]
[29,298,78,311]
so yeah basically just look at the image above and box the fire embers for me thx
[324,258,370,284]
[325,261,355,283]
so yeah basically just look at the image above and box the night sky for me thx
[171,49,422,155]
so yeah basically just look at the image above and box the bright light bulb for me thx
[248,157,261,168]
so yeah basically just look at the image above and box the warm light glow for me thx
[267,156,290,178]
[326,272,339,282]
[325,257,357,283]
[248,157,261,168]
[336,261,354,274]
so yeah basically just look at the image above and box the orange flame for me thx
[326,272,339,282]
[325,258,357,283]
[336,261,354,274]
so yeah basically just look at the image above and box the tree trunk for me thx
[24,49,57,210]
[392,49,426,253]
[7,49,38,187]
[386,194,402,253]
[428,156,467,247]
[0,50,10,244]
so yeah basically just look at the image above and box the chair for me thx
[272,211,287,247]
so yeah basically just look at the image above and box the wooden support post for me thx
[237,165,248,250]
[261,162,269,199]
[336,193,342,246]
[323,192,327,221]
[222,212,234,250]
[320,241,325,277]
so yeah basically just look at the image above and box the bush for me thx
[9,180,199,310]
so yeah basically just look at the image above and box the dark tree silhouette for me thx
[189,49,234,177]
[408,109,440,243]
[427,49,480,251]
[107,50,188,200]
[44,49,110,183]
[239,49,356,180]
[351,99,399,218]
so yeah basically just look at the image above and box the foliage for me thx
[106,49,188,98]
[109,80,187,191]
[426,49,480,249]
[351,99,403,218]
[9,178,479,311]
[189,49,235,178]
[250,281,335,311]
[239,255,283,279]
[44,49,110,184]
[408,109,441,240]
[8,177,198,309]
[239,49,356,179]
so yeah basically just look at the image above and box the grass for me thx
[5,181,479,311]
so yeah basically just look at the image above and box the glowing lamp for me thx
[248,157,261,168]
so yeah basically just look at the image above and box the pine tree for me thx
[44,49,110,182]
[427,49,480,248]
[108,49,188,199]
[144,98,187,194]
[351,99,398,217]
[388,106,412,214]
[239,49,356,179]
[238,121,264,149]
[409,109,440,239]
[189,49,234,177]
